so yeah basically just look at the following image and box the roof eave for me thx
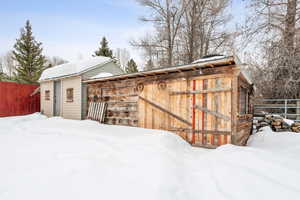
[39,59,114,82]
[83,56,235,83]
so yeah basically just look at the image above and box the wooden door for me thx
[190,77,232,147]
[138,76,232,148]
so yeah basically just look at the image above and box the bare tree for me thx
[135,0,186,66]
[243,0,300,98]
[179,0,232,63]
[46,56,68,67]
[114,48,131,71]
[130,33,162,69]
[132,0,233,67]
[1,51,16,78]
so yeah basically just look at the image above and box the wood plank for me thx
[168,128,231,135]
[207,79,214,144]
[194,104,231,121]
[195,79,201,143]
[203,79,208,144]
[226,77,232,132]
[106,117,137,120]
[170,87,231,95]
[106,101,137,104]
[145,84,151,129]
[139,96,192,126]
[192,80,196,143]
[102,93,138,98]
[192,143,217,149]
[231,70,239,144]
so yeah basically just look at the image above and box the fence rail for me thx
[254,99,300,122]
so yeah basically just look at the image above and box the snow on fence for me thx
[254,99,300,122]
[0,81,40,117]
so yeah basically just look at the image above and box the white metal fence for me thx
[254,99,300,122]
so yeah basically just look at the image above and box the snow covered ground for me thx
[0,114,300,200]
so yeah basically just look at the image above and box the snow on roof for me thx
[192,55,226,64]
[90,72,113,79]
[39,56,113,81]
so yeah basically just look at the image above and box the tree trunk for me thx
[166,0,173,66]
[284,0,297,56]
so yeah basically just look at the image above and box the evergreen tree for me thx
[12,20,46,84]
[125,59,139,73]
[93,37,113,58]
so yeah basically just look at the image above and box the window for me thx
[239,87,249,114]
[66,88,74,102]
[45,90,50,101]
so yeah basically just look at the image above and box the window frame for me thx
[239,86,249,115]
[66,88,74,103]
[45,90,50,101]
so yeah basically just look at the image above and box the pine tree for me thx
[93,37,113,58]
[125,59,139,73]
[12,20,46,84]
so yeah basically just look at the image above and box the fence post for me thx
[297,100,300,121]
[284,99,287,119]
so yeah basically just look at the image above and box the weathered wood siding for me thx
[40,81,54,117]
[138,74,232,148]
[88,80,139,126]
[233,73,253,145]
[86,65,253,148]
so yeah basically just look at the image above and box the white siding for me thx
[40,81,54,117]
[81,62,124,80]
[61,76,82,120]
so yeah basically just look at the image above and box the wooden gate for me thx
[138,75,232,148]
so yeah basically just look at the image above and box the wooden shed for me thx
[83,56,254,148]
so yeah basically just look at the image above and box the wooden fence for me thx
[0,82,40,117]
[254,99,300,122]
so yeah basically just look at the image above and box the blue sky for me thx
[0,0,245,65]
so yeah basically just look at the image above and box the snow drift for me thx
[0,114,299,200]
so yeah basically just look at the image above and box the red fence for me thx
[0,82,40,117]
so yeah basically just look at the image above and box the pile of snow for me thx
[90,72,113,79]
[39,56,113,81]
[185,127,300,199]
[0,114,192,200]
[283,118,295,126]
[0,114,300,200]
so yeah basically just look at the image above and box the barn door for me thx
[189,77,232,147]
[138,76,232,148]
[54,80,61,116]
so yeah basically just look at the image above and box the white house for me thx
[39,56,123,120]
